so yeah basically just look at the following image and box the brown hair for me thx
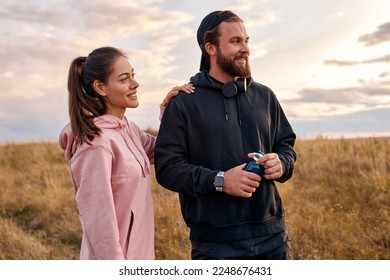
[67,46,126,144]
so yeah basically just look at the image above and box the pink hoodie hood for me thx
[59,115,131,161]
[59,122,76,162]
[59,115,152,176]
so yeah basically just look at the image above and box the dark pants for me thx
[191,231,292,260]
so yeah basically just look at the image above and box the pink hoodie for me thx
[59,114,156,260]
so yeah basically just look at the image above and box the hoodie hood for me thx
[93,114,128,129]
[59,115,127,161]
[190,70,223,91]
[190,71,253,126]
[59,123,77,162]
[190,71,253,93]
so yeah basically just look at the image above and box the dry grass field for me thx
[0,136,389,260]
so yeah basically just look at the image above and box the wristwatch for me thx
[214,171,224,192]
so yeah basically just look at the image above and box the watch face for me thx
[215,176,224,187]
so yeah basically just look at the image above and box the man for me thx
[155,10,297,260]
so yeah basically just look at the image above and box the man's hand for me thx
[223,164,261,198]
[248,152,284,180]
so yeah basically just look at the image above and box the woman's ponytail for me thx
[67,56,102,144]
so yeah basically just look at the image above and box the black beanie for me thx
[197,10,238,71]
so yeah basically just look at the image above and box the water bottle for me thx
[243,151,265,176]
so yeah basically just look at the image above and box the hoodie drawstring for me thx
[236,95,242,127]
[223,98,229,121]
[121,121,151,178]
[222,95,242,126]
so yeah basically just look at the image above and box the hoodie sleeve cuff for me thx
[203,171,219,193]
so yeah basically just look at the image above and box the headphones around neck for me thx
[222,77,251,98]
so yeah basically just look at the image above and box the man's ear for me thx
[93,80,107,97]
[205,42,217,56]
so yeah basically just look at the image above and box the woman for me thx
[59,46,193,260]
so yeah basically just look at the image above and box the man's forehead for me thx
[219,21,248,38]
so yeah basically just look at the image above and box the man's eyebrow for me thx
[230,36,250,41]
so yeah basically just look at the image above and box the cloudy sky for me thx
[1,0,389,142]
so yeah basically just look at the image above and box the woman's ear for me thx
[205,42,216,56]
[93,80,107,97]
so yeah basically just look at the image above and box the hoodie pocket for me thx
[207,193,252,226]
[124,211,134,254]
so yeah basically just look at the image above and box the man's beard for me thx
[216,47,251,78]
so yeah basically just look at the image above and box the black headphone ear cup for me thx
[222,82,238,98]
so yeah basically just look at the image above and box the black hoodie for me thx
[155,71,297,242]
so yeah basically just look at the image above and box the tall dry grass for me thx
[0,142,80,259]
[283,137,390,259]
[0,137,389,259]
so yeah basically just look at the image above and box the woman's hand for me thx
[161,83,195,107]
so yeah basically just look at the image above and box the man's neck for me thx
[208,68,236,84]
